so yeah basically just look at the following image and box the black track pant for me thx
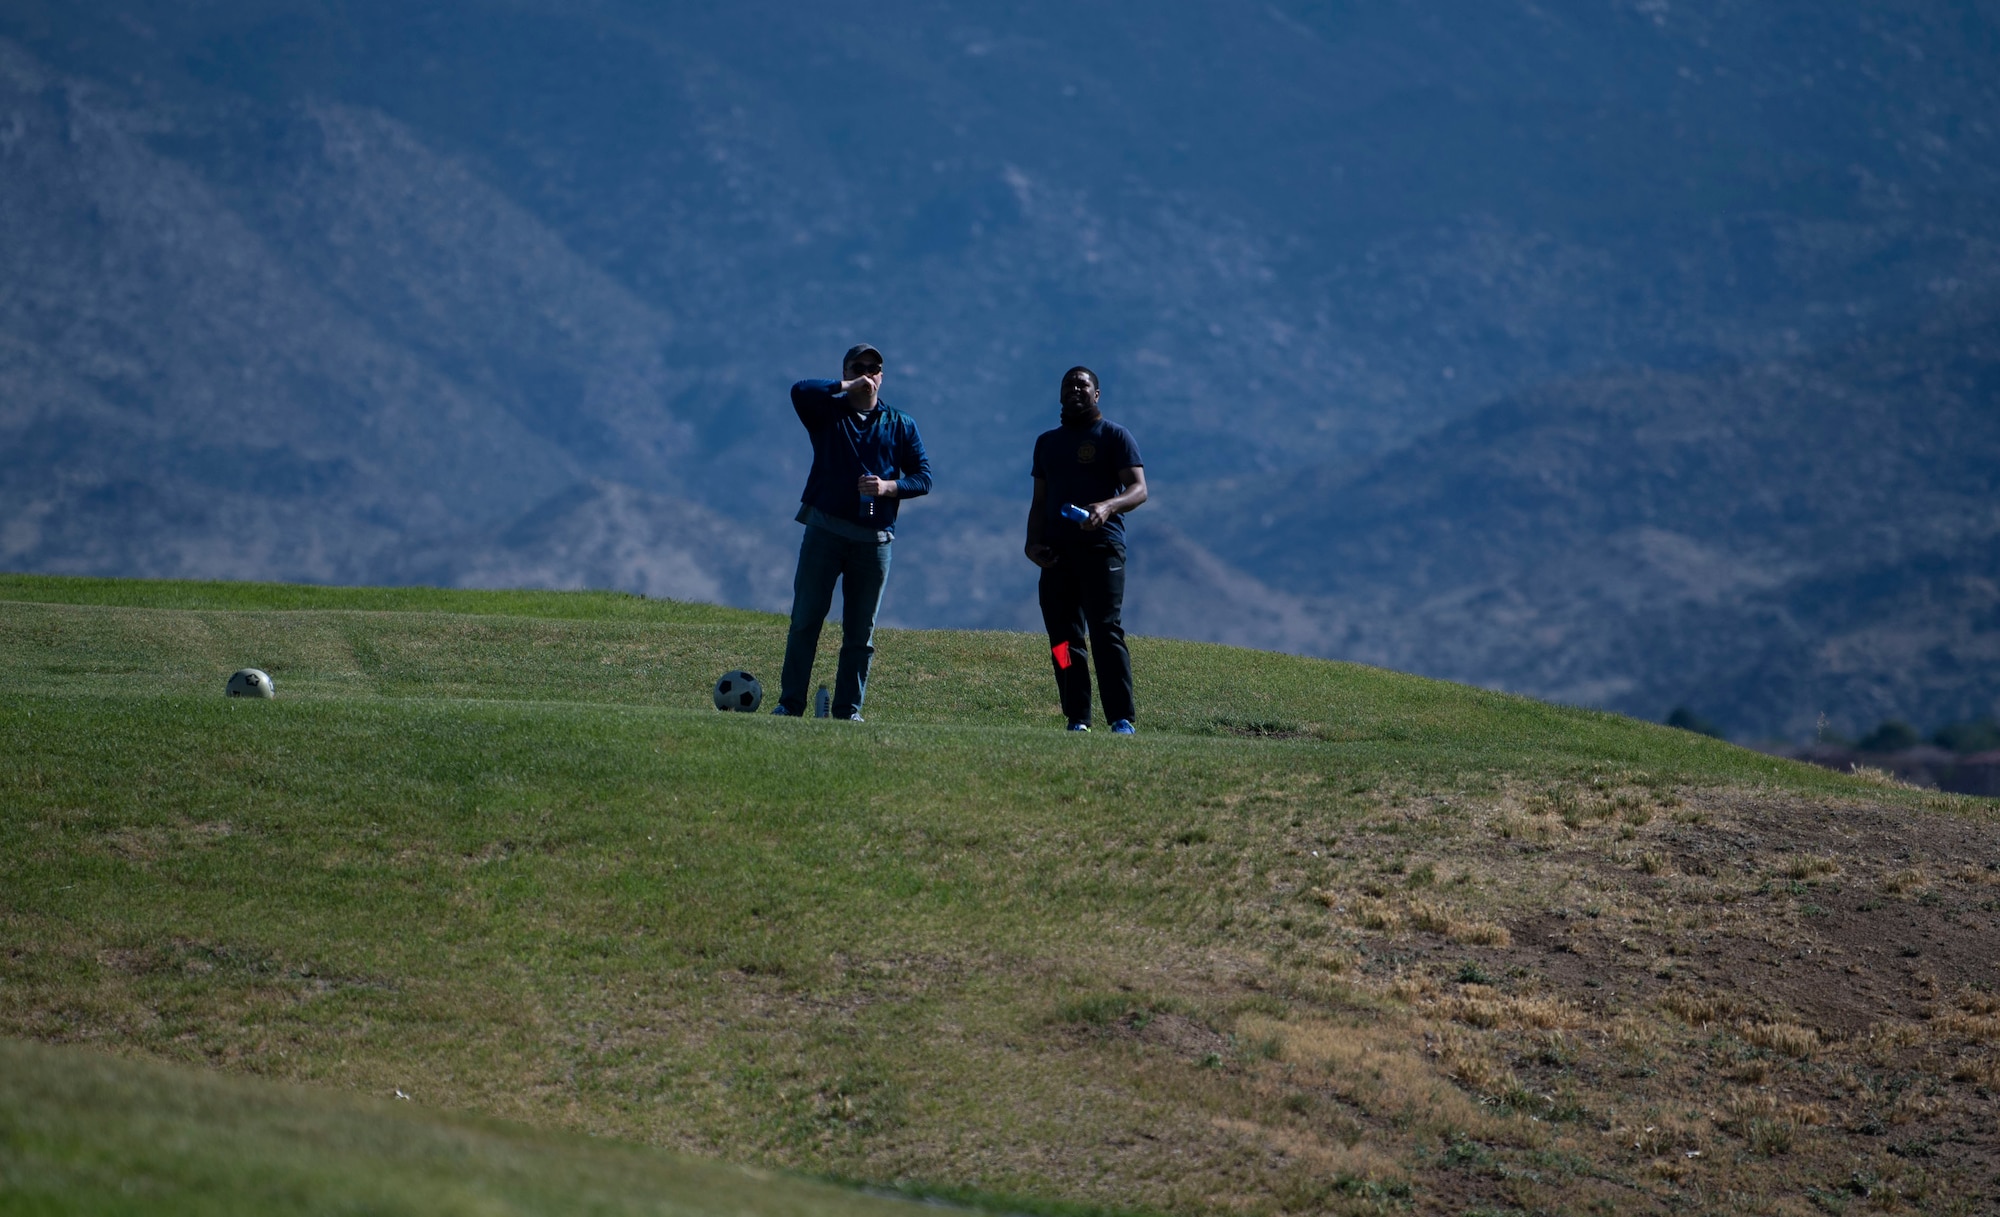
[1038,539,1136,726]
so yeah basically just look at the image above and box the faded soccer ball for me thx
[712,670,763,713]
[226,668,275,698]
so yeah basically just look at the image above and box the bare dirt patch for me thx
[1251,782,2000,1213]
[1503,796,2000,1035]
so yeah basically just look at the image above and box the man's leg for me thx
[779,527,842,715]
[831,537,892,718]
[1038,550,1095,725]
[1079,541,1136,724]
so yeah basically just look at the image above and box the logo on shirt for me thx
[1076,442,1097,465]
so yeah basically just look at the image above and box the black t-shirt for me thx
[1031,418,1144,544]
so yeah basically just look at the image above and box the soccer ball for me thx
[226,668,275,698]
[713,669,763,713]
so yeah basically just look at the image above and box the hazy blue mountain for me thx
[2,1,1997,738]
[1192,292,2000,738]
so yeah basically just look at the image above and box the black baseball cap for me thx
[844,343,883,371]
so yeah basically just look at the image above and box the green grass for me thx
[0,573,762,624]
[0,1037,925,1216]
[1,575,1986,1216]
[0,573,1852,782]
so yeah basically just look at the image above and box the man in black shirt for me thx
[1024,366,1149,733]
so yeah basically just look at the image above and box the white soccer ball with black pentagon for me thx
[712,669,762,713]
[226,668,274,698]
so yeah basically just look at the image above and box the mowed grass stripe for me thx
[0,590,1857,793]
[0,572,768,624]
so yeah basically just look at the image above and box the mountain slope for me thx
[1197,293,2000,736]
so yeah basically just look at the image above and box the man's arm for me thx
[791,380,843,430]
[858,417,933,500]
[892,419,933,499]
[1080,466,1147,531]
[792,375,880,430]
[1024,476,1056,568]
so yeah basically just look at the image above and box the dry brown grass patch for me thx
[1954,986,2000,1017]
[1659,988,1740,1027]
[1388,971,1439,1004]
[1930,1010,2000,1044]
[1782,853,1840,880]
[1208,1116,1406,1192]
[1888,1088,1944,1125]
[1442,986,1584,1031]
[1881,867,1928,895]
[1406,900,1454,934]
[1351,898,1402,932]
[1432,1028,1510,1092]
[1395,900,1513,947]
[1452,921,1511,947]
[1859,1021,1925,1065]
[1848,764,1918,789]
[1950,1053,2000,1087]
[1494,811,1564,842]
[1408,896,1456,936]
[1609,1013,1661,1057]
[1248,1014,1509,1140]
[1737,1019,1820,1059]
[1311,948,1357,975]
[1645,1157,1691,1183]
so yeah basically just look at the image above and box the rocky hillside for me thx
[1192,295,2000,739]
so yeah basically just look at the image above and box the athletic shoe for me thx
[1110,719,1136,735]
[1067,721,1090,732]
[842,714,865,723]
[771,704,795,716]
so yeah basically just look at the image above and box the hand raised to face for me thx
[840,353,883,409]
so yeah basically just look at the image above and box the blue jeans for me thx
[779,525,892,717]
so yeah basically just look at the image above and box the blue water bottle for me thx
[859,470,881,522]
[1060,503,1090,523]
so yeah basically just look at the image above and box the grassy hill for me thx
[0,1036,928,1217]
[2,575,1996,1216]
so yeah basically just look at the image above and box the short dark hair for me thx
[1062,365,1097,388]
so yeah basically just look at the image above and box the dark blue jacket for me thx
[791,380,933,535]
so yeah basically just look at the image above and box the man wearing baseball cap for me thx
[773,344,932,721]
